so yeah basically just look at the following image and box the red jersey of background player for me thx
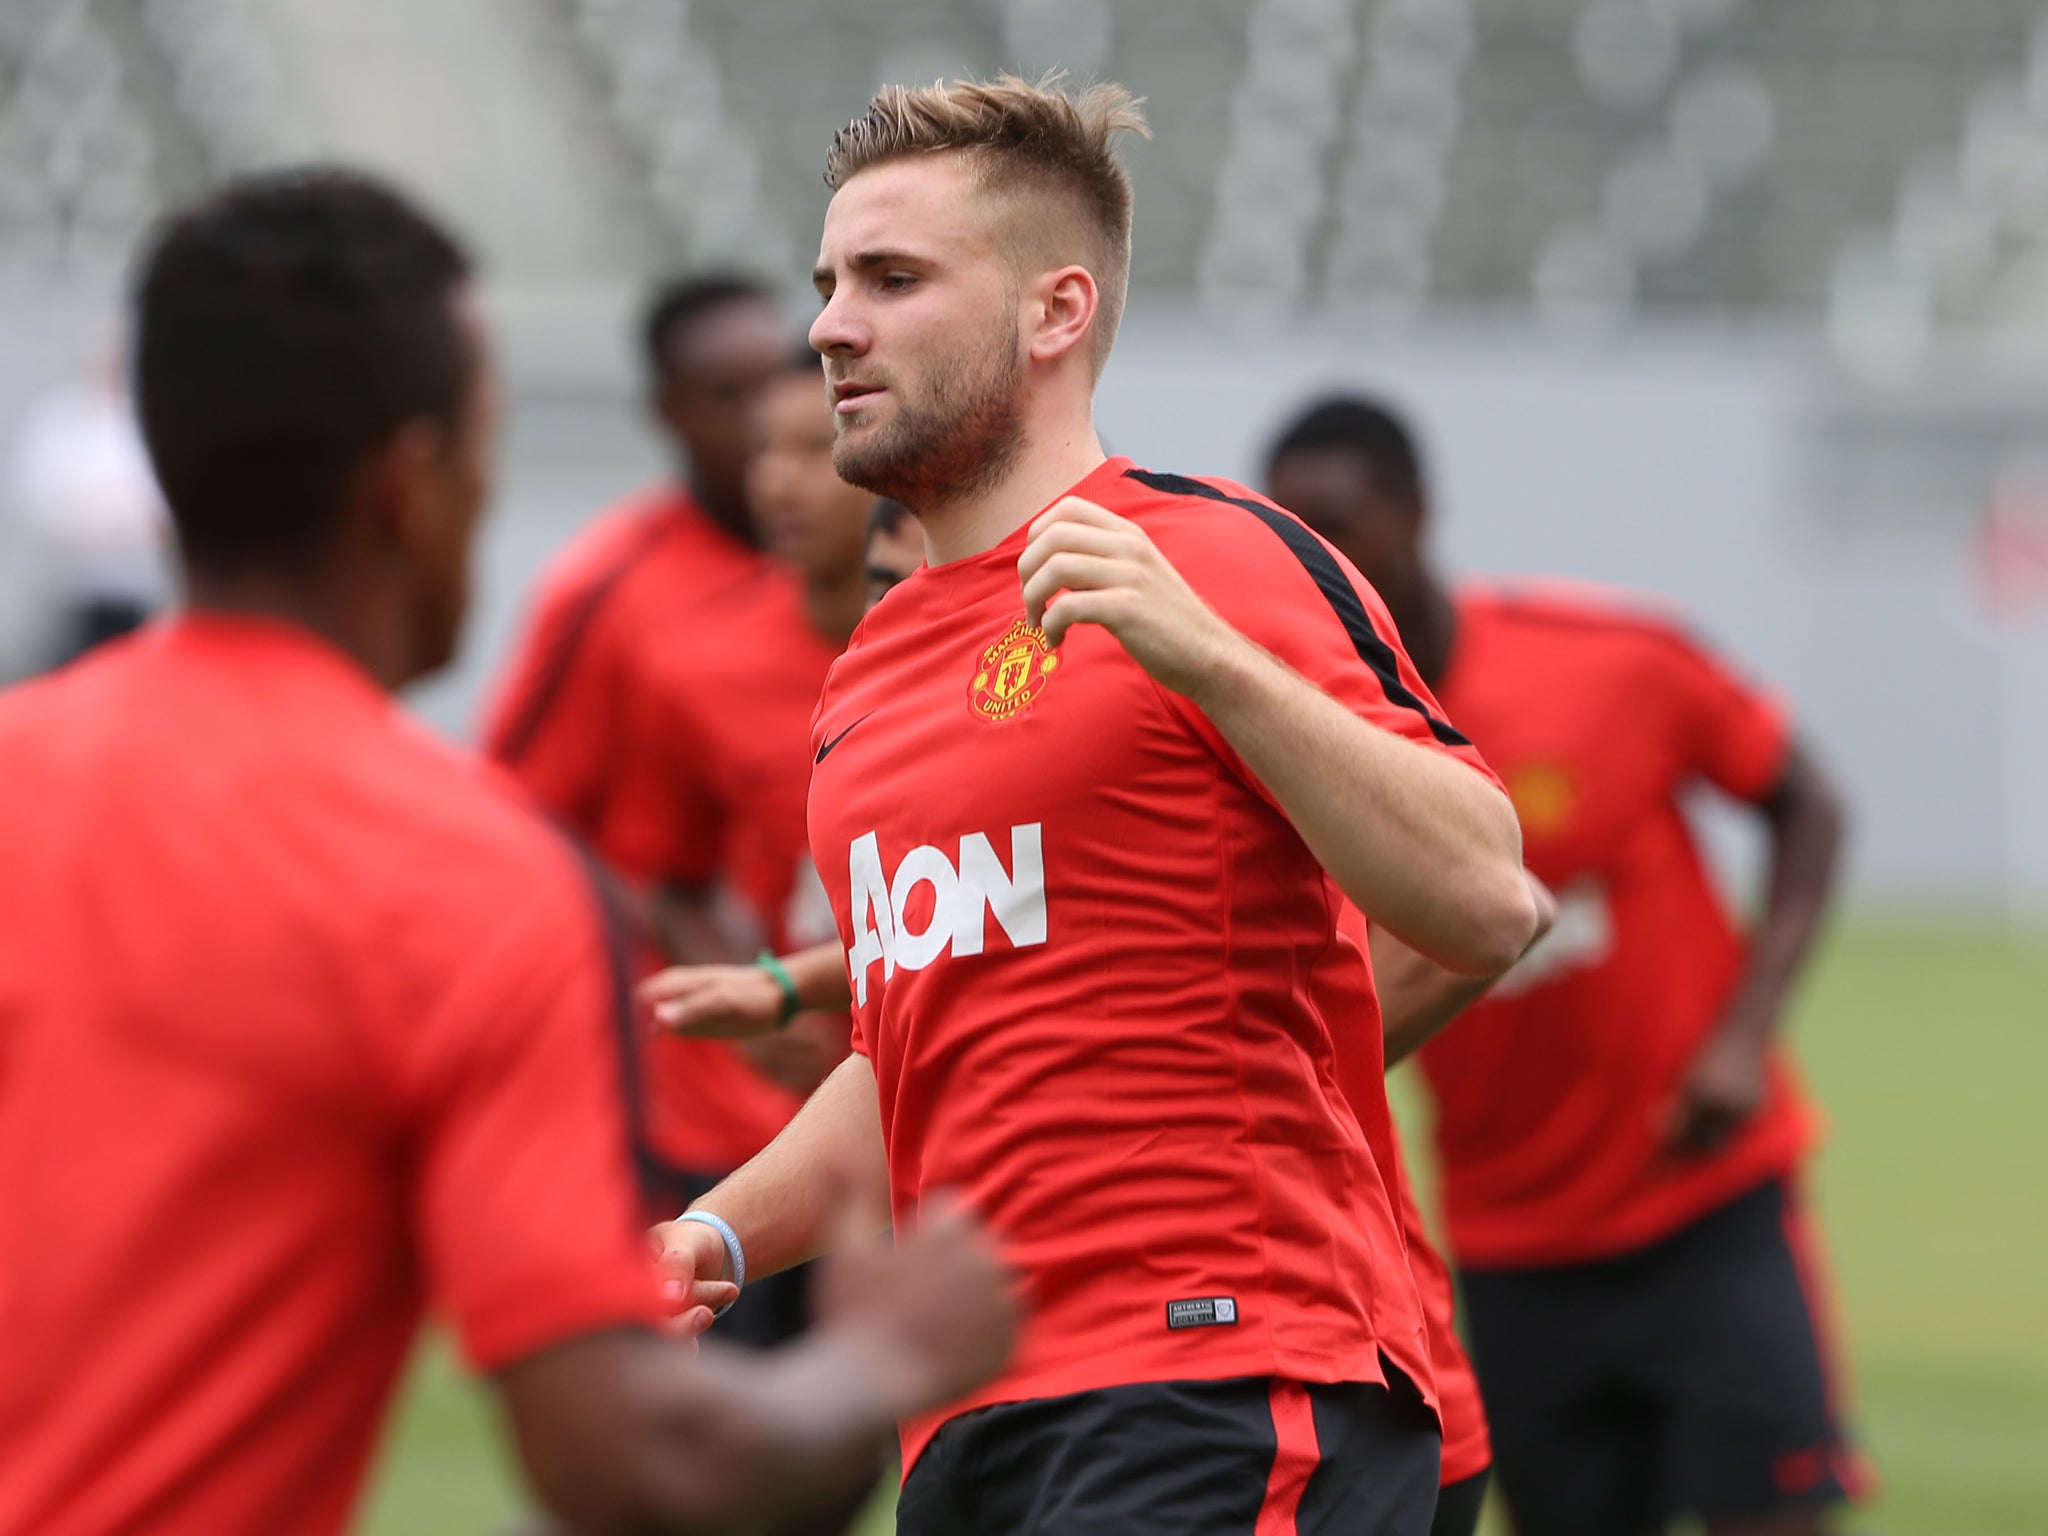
[0,617,664,1536]
[808,458,1504,1470]
[1418,582,1815,1268]
[603,566,846,1170]
[479,484,764,846]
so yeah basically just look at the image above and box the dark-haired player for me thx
[479,272,780,835]
[0,168,1015,1536]
[659,76,1542,1536]
[1266,395,1867,1536]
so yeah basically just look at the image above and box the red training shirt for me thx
[1419,583,1813,1269]
[808,459,1504,1472]
[0,616,666,1536]
[604,567,848,1170]
[479,483,764,849]
[1326,907,1492,1487]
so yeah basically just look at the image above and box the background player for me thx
[478,272,780,842]
[601,342,893,1534]
[659,75,1541,1536]
[0,168,1016,1536]
[476,273,786,1223]
[1266,395,1866,1536]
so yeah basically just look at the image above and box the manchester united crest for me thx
[1507,762,1576,836]
[969,619,1061,722]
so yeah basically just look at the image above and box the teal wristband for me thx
[756,951,801,1028]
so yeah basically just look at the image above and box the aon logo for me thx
[847,824,1046,1004]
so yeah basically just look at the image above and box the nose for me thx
[809,286,866,358]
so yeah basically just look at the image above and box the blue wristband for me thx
[676,1210,746,1317]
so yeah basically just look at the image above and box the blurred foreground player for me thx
[1268,396,1867,1536]
[659,76,1542,1536]
[479,272,780,835]
[0,169,1015,1536]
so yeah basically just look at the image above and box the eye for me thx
[879,271,917,293]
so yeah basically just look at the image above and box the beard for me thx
[832,313,1025,508]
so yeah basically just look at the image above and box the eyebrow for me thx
[812,248,931,288]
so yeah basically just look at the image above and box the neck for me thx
[688,477,759,550]
[1394,575,1459,691]
[914,419,1108,566]
[805,563,869,648]
[182,566,410,691]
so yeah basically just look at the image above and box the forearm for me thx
[1191,640,1535,975]
[784,940,854,1012]
[689,1052,886,1280]
[506,1329,902,1536]
[1720,743,1846,1039]
[1371,872,1558,1063]
[1373,934,1495,1065]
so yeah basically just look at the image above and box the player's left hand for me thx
[1019,496,1245,699]
[1665,1023,1769,1155]
[640,962,784,1038]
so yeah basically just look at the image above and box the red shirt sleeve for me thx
[479,588,625,833]
[598,651,725,887]
[1145,500,1503,801]
[395,845,666,1373]
[1658,627,1793,804]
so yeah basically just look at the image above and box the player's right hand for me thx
[639,963,784,1038]
[812,1193,1019,1420]
[650,1215,743,1324]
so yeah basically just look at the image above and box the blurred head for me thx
[809,74,1149,507]
[864,498,923,609]
[746,345,874,584]
[1265,396,1433,606]
[642,274,784,514]
[133,168,487,682]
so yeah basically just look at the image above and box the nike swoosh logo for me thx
[815,714,871,764]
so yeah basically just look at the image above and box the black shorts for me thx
[1428,1470,1488,1536]
[897,1367,1441,1536]
[1459,1177,1871,1536]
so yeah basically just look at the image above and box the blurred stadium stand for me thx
[14,0,2048,343]
[3,0,2047,915]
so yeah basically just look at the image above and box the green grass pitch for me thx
[355,918,2048,1535]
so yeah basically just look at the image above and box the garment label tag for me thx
[1167,1297,1239,1330]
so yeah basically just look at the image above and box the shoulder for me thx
[341,715,599,934]
[1110,464,1347,588]
[1459,578,1706,658]
[527,491,679,604]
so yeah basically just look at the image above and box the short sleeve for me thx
[1658,628,1792,804]
[1148,498,1503,802]
[597,652,725,886]
[479,586,624,831]
[399,847,666,1373]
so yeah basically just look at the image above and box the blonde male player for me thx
[657,77,1538,1536]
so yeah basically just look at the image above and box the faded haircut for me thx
[824,73,1149,373]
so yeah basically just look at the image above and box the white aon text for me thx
[845,824,1047,1004]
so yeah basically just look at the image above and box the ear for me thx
[362,418,448,558]
[1026,265,1100,366]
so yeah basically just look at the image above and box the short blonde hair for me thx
[825,73,1150,371]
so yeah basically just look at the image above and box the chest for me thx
[1442,631,1688,877]
[809,586,1226,971]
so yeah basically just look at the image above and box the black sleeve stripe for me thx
[565,835,701,1213]
[493,515,673,766]
[1124,467,1472,749]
